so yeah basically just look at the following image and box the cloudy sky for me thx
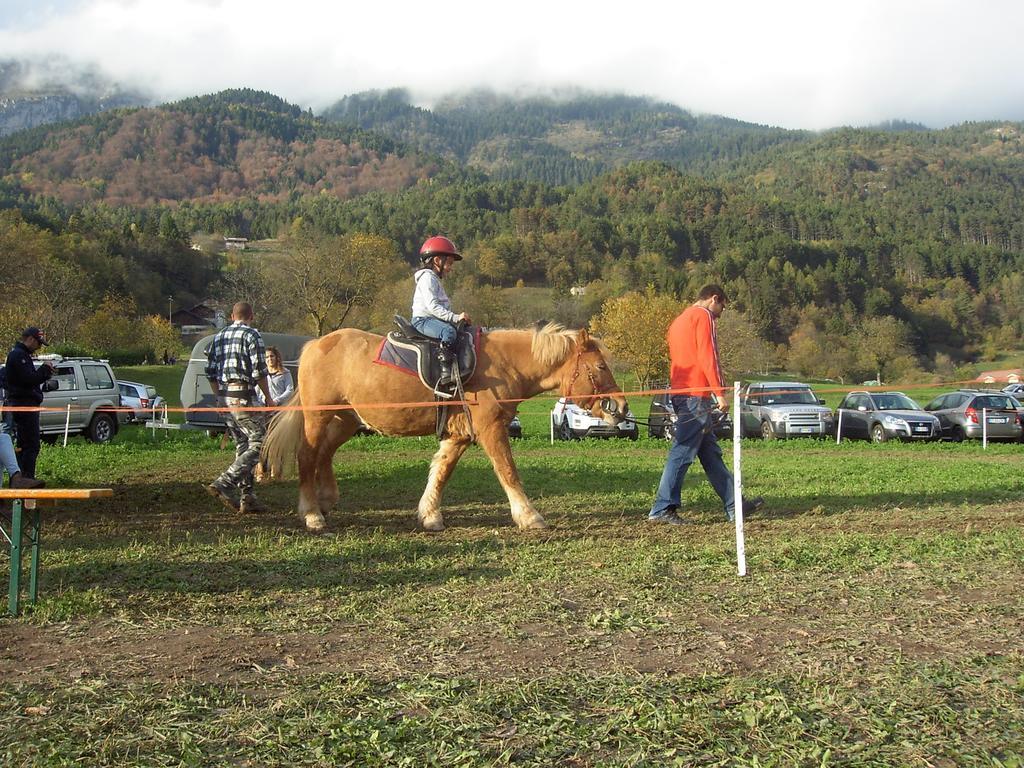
[1,0,1021,130]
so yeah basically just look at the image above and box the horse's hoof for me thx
[420,518,446,532]
[520,517,549,530]
[304,514,326,533]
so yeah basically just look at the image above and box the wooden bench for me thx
[0,488,113,617]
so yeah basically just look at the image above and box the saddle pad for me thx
[373,327,480,389]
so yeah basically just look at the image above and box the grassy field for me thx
[3,377,1023,765]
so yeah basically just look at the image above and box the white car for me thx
[550,397,637,440]
[118,380,166,422]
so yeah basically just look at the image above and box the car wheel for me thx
[871,423,888,443]
[87,413,116,443]
[760,421,777,440]
[951,425,965,443]
[628,429,639,441]
[559,420,574,441]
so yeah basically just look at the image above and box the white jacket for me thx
[411,268,458,323]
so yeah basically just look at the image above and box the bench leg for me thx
[8,499,22,618]
[28,507,40,607]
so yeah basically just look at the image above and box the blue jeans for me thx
[649,395,736,520]
[0,428,20,479]
[411,316,457,346]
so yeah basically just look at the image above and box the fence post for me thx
[63,404,71,447]
[836,409,843,444]
[982,408,987,449]
[733,381,746,577]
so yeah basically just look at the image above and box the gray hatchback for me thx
[923,390,1023,442]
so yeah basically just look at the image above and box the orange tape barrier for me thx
[0,378,1007,415]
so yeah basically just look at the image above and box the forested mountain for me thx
[0,89,440,206]
[322,88,808,185]
[1,86,1023,380]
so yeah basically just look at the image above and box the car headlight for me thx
[881,415,908,429]
[822,412,834,421]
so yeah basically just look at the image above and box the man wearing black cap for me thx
[4,327,55,483]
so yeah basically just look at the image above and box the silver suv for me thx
[740,381,834,439]
[36,356,127,443]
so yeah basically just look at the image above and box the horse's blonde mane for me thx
[531,322,578,367]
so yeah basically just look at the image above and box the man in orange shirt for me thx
[648,284,763,525]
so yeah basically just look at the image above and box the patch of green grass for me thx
[3,424,1024,765]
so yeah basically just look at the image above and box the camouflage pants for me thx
[214,397,267,497]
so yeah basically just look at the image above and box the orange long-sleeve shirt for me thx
[667,305,725,400]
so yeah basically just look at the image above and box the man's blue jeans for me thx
[649,395,736,520]
[411,316,457,346]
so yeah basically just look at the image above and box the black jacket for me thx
[4,342,52,405]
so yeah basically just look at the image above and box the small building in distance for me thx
[223,236,248,250]
[975,368,1022,384]
[171,301,227,337]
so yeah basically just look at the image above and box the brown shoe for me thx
[10,472,45,490]
[239,495,269,514]
[204,482,239,512]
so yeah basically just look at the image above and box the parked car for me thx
[181,332,310,433]
[923,389,1023,442]
[647,392,733,440]
[740,381,834,439]
[508,414,522,439]
[836,391,940,443]
[32,356,127,443]
[118,380,166,422]
[551,397,638,440]
[1001,383,1024,397]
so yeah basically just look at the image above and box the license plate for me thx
[988,417,1007,424]
[914,426,929,432]
[800,427,813,433]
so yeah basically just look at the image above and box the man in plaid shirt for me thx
[204,302,276,513]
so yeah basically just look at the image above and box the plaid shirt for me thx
[205,322,269,389]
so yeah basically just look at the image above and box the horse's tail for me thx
[262,391,303,478]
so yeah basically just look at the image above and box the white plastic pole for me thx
[836,409,843,444]
[63,404,71,447]
[733,381,747,577]
[982,408,987,449]
[549,413,554,444]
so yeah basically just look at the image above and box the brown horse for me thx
[262,323,628,532]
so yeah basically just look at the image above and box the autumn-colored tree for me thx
[140,316,187,360]
[76,295,138,355]
[590,286,680,389]
[854,316,913,384]
[715,310,780,378]
[281,223,404,336]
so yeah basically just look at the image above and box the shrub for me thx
[106,346,155,366]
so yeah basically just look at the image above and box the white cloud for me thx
[1,0,1022,129]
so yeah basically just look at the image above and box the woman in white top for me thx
[257,346,294,405]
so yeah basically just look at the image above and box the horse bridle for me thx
[562,344,614,415]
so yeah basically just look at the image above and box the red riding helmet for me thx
[419,235,462,263]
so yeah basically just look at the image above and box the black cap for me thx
[21,327,48,346]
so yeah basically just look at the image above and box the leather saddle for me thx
[387,316,477,392]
